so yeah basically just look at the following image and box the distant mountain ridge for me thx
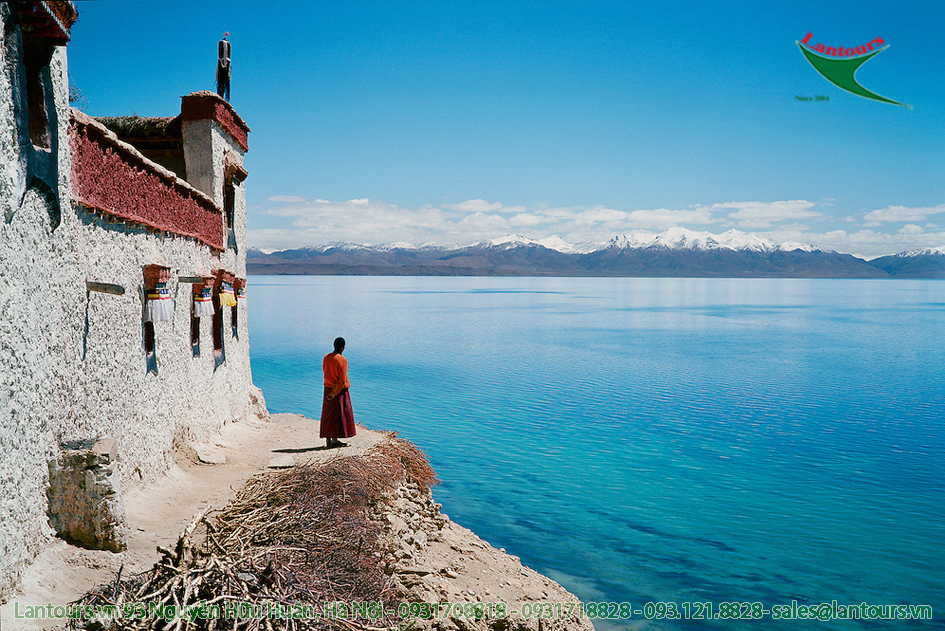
[248,229,945,279]
[867,247,945,279]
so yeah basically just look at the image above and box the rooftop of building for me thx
[95,116,182,142]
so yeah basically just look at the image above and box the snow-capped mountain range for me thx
[288,228,826,255]
[603,228,820,254]
[899,245,945,257]
[248,229,945,279]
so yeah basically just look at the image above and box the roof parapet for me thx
[180,91,250,152]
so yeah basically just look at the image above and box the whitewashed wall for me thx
[0,5,265,599]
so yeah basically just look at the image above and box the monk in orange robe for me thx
[320,337,356,447]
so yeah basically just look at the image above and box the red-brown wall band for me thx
[70,114,227,251]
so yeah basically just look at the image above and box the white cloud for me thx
[863,204,945,224]
[572,207,628,222]
[625,207,717,229]
[509,213,544,227]
[457,211,511,232]
[899,224,923,234]
[259,198,452,244]
[444,199,506,213]
[712,200,821,229]
[267,195,307,203]
[246,228,322,251]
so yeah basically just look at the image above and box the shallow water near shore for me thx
[248,276,944,630]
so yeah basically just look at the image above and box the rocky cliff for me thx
[382,479,594,631]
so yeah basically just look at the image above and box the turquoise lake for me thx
[248,276,944,630]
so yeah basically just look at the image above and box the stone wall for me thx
[46,437,125,552]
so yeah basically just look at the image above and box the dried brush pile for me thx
[69,437,439,631]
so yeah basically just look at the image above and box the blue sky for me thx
[66,1,944,257]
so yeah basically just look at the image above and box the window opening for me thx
[144,320,158,373]
[212,300,224,355]
[23,40,53,149]
[231,279,244,338]
[224,180,235,229]
[144,321,155,355]
[190,305,200,357]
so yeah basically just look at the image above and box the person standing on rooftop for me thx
[216,32,231,100]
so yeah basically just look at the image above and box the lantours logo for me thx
[797,32,908,107]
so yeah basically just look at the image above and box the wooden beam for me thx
[86,281,125,296]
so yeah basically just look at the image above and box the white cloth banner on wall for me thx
[144,283,174,322]
[194,286,215,317]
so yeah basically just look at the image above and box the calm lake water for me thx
[248,276,944,630]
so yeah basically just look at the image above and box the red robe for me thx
[320,352,356,438]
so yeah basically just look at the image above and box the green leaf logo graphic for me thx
[797,42,908,107]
